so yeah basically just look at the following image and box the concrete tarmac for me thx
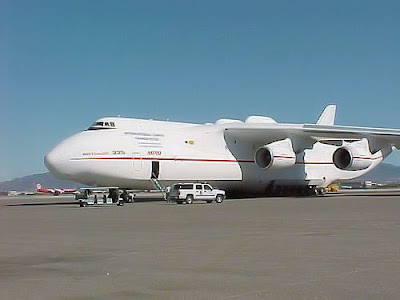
[1,191,400,299]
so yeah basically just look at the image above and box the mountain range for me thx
[0,172,87,192]
[1,163,400,192]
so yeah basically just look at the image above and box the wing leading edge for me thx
[224,124,400,149]
[223,104,400,151]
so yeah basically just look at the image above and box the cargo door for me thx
[151,161,160,179]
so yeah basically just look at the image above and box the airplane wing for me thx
[224,124,400,149]
[224,104,400,149]
[303,124,400,147]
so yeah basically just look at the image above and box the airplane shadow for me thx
[6,202,78,207]
[334,192,400,198]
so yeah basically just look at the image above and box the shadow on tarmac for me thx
[4,191,400,207]
[6,202,78,207]
[334,191,400,198]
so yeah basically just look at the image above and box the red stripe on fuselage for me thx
[72,157,254,163]
[70,156,351,165]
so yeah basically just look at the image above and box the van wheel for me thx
[215,195,224,203]
[186,195,194,204]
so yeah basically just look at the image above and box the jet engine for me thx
[254,138,296,170]
[332,139,373,171]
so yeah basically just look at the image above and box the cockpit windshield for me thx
[87,121,116,130]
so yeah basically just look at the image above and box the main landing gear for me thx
[265,185,324,197]
[108,189,134,205]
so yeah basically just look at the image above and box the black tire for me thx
[215,195,224,203]
[109,189,119,203]
[186,195,194,204]
[121,192,128,203]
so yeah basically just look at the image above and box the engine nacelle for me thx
[333,138,373,171]
[254,138,296,170]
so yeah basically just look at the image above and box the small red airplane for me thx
[36,183,77,196]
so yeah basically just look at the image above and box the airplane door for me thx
[133,152,142,171]
[151,161,160,179]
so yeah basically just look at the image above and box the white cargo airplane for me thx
[45,105,400,197]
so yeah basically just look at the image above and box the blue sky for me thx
[2,0,400,181]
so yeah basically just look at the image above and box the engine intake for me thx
[333,139,373,171]
[255,138,296,170]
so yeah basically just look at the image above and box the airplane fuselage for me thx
[45,116,389,196]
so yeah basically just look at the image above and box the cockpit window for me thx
[87,121,117,130]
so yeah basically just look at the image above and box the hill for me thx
[0,172,87,192]
[355,163,400,182]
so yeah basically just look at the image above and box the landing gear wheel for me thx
[121,191,129,203]
[109,189,119,203]
[215,195,224,203]
[185,195,194,204]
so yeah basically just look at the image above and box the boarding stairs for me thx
[151,177,167,200]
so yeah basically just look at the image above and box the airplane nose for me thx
[45,147,63,178]
[44,142,72,179]
[44,148,58,172]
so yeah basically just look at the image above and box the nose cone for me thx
[45,136,78,180]
[44,147,65,178]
